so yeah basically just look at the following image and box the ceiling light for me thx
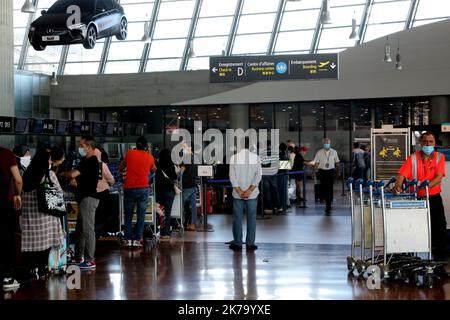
[50,71,58,86]
[141,20,151,43]
[21,0,36,13]
[395,38,402,70]
[349,14,359,40]
[383,36,392,63]
[320,0,332,24]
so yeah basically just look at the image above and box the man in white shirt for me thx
[229,139,262,251]
[312,138,340,214]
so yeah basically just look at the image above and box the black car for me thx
[28,0,127,51]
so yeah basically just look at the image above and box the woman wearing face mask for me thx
[12,145,31,175]
[20,145,65,281]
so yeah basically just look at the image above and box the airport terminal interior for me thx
[1,0,450,301]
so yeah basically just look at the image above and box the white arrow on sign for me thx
[212,67,218,73]
[330,62,336,69]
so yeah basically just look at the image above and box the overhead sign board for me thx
[209,54,339,83]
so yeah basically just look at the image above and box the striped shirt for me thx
[259,148,279,176]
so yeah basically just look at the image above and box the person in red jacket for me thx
[393,132,448,275]
[120,137,156,247]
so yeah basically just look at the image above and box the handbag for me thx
[161,169,181,195]
[37,171,67,217]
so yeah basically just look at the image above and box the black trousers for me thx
[0,202,17,282]
[318,169,335,210]
[429,194,448,261]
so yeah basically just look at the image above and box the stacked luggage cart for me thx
[346,177,446,288]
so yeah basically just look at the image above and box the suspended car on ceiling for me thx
[28,0,127,51]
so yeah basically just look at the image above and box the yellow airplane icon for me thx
[319,61,330,68]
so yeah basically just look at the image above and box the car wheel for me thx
[32,44,46,51]
[83,25,97,49]
[116,17,127,40]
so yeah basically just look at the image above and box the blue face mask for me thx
[422,146,434,155]
[78,147,87,157]
[323,143,331,149]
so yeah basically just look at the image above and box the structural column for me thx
[0,0,14,117]
[229,104,249,130]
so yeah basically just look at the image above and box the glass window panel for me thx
[26,45,62,64]
[325,101,351,162]
[274,49,309,55]
[107,41,145,60]
[324,5,365,27]
[153,19,191,39]
[14,28,26,46]
[236,13,277,34]
[191,36,227,56]
[285,0,321,11]
[64,62,100,74]
[250,104,274,129]
[196,17,233,37]
[411,99,430,126]
[375,100,405,127]
[146,58,182,71]
[280,10,320,31]
[14,46,21,64]
[122,3,155,21]
[316,48,347,53]
[300,102,324,155]
[319,27,358,49]
[120,0,155,3]
[363,22,404,42]
[148,39,186,58]
[24,64,56,74]
[206,106,230,131]
[186,57,209,70]
[413,18,447,27]
[416,0,450,19]
[368,1,411,24]
[275,104,300,145]
[274,30,314,52]
[112,22,146,41]
[242,0,279,14]
[158,0,195,20]
[104,60,140,74]
[13,10,30,28]
[232,33,271,55]
[352,101,373,139]
[200,0,237,17]
[66,43,104,62]
[331,0,366,6]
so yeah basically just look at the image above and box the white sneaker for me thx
[3,278,20,291]
[133,240,143,247]
[122,239,133,247]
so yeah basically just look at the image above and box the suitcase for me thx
[48,215,71,274]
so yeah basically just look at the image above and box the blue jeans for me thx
[232,198,258,246]
[124,187,149,241]
[183,187,197,225]
[161,190,176,236]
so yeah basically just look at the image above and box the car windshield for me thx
[47,0,96,14]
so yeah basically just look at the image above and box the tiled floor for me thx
[4,187,450,300]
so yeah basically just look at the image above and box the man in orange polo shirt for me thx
[393,132,448,270]
[120,136,156,247]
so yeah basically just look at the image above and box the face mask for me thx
[78,147,87,157]
[20,155,31,169]
[323,143,331,149]
[421,146,434,155]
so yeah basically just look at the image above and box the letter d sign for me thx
[66,265,81,290]
[237,67,244,76]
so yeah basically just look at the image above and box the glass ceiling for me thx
[13,0,450,75]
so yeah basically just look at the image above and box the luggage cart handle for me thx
[366,180,375,187]
[346,177,354,186]
[402,178,418,191]
[376,180,385,188]
[355,178,364,187]
[418,180,430,189]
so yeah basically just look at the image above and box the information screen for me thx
[32,119,44,134]
[14,118,29,133]
[57,120,69,134]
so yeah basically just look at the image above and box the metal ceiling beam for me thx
[405,0,420,29]
[139,0,161,73]
[357,0,374,45]
[267,0,287,56]
[18,0,39,70]
[310,1,326,54]
[225,0,244,56]
[180,0,203,71]
[58,45,69,75]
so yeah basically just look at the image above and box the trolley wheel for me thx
[346,256,355,272]
[356,259,366,275]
